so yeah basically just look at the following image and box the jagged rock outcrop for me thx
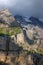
[17,33,25,44]
[0,9,16,27]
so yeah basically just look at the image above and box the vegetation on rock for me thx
[0,27,22,36]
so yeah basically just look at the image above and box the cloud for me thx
[0,0,43,18]
[0,0,14,6]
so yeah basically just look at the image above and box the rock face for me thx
[0,9,15,26]
[0,35,43,65]
[0,35,19,62]
[17,33,25,44]
[0,36,6,50]
[15,25,43,51]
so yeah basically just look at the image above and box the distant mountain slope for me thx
[14,15,25,23]
[15,15,24,21]
[14,15,43,28]
[29,16,43,28]
[14,15,32,26]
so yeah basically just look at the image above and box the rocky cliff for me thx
[0,35,43,65]
[0,9,43,65]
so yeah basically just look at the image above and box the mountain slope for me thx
[29,16,43,28]
[14,15,43,28]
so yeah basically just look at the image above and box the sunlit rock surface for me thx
[0,9,15,26]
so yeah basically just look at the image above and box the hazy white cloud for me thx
[0,0,43,18]
[0,0,10,5]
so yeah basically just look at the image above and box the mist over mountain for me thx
[0,0,43,19]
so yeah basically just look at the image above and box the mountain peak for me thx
[0,9,15,25]
[29,16,39,21]
[0,8,9,12]
[29,16,43,27]
[0,8,12,16]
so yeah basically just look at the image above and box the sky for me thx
[0,0,43,18]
